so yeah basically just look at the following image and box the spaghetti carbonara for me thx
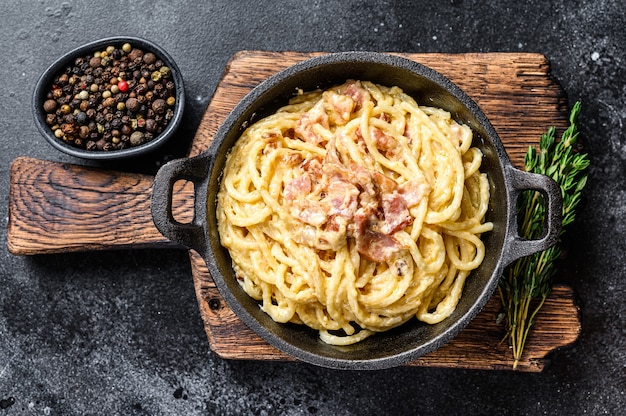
[216,80,492,345]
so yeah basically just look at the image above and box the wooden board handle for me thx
[7,157,192,254]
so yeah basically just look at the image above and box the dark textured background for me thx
[1,1,624,415]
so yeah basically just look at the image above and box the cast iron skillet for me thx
[151,52,562,370]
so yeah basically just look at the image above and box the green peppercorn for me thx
[60,104,72,114]
[130,131,144,146]
[151,71,162,82]
[122,43,132,53]
[166,96,176,106]
[159,66,171,78]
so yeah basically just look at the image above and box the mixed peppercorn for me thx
[42,42,177,151]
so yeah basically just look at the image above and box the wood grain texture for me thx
[7,157,192,254]
[187,52,576,371]
[7,51,578,370]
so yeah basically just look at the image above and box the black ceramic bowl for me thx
[151,52,562,370]
[33,36,185,160]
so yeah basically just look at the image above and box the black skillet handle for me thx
[151,155,211,256]
[501,165,563,266]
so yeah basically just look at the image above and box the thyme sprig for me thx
[499,101,590,368]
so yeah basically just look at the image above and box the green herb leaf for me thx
[498,101,589,368]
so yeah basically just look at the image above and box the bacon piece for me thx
[283,175,311,202]
[320,149,360,220]
[281,152,303,166]
[295,100,329,144]
[322,148,351,181]
[325,179,359,219]
[380,193,412,235]
[301,156,324,180]
[370,127,397,155]
[398,178,431,208]
[262,141,278,154]
[343,80,371,110]
[284,128,295,139]
[371,171,397,194]
[353,211,404,262]
[358,229,404,262]
[290,201,328,227]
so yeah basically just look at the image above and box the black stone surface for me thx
[1,1,624,414]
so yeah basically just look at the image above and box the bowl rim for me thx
[32,35,185,160]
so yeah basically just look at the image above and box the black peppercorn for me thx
[89,57,101,68]
[125,97,139,112]
[145,118,158,133]
[143,52,156,65]
[76,112,88,124]
[43,99,57,113]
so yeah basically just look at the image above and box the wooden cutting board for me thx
[8,51,581,372]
